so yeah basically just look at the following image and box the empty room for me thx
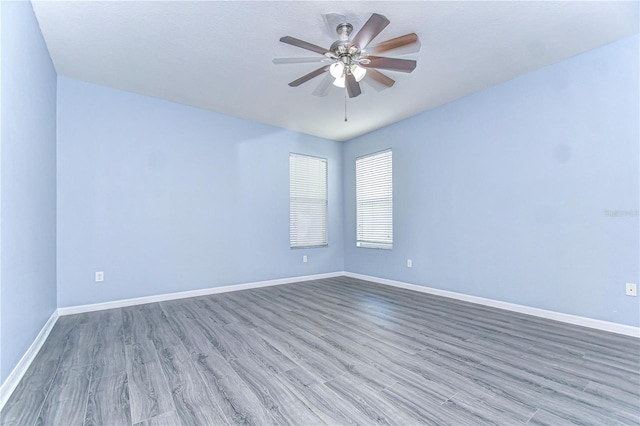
[1,1,639,425]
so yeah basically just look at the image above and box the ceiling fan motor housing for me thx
[330,39,363,70]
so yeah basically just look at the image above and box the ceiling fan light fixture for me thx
[329,62,345,78]
[351,64,367,82]
[332,75,346,88]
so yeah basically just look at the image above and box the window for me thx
[290,153,328,248]
[356,149,392,249]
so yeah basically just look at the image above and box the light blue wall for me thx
[344,35,639,327]
[56,77,344,307]
[0,1,58,382]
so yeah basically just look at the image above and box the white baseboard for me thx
[58,271,343,316]
[344,272,640,338]
[0,310,59,411]
[56,270,640,336]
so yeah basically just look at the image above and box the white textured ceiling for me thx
[32,1,638,141]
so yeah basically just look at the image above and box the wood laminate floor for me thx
[1,277,639,425]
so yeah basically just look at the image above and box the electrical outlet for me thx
[407,259,412,268]
[626,283,637,297]
[303,255,308,263]
[95,271,104,282]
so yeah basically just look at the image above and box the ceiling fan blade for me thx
[273,57,330,65]
[280,36,330,56]
[345,72,362,98]
[363,56,417,73]
[288,65,330,87]
[349,13,390,50]
[365,69,395,91]
[312,72,333,97]
[367,33,419,55]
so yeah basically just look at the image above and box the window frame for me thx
[289,153,328,249]
[356,149,393,250]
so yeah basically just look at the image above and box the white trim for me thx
[0,310,59,411]
[344,272,640,338]
[58,272,343,316]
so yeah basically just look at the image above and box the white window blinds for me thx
[290,153,328,248]
[356,149,392,249]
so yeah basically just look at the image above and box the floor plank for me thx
[35,366,91,426]
[84,372,131,426]
[125,342,175,424]
[131,409,182,426]
[155,344,228,425]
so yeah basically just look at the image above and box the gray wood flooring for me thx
[1,276,639,425]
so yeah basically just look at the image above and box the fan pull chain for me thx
[344,92,348,122]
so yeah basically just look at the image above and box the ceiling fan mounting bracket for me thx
[336,23,353,41]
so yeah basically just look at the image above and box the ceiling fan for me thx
[274,13,420,98]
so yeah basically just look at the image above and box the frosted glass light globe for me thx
[351,64,367,82]
[329,62,345,78]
